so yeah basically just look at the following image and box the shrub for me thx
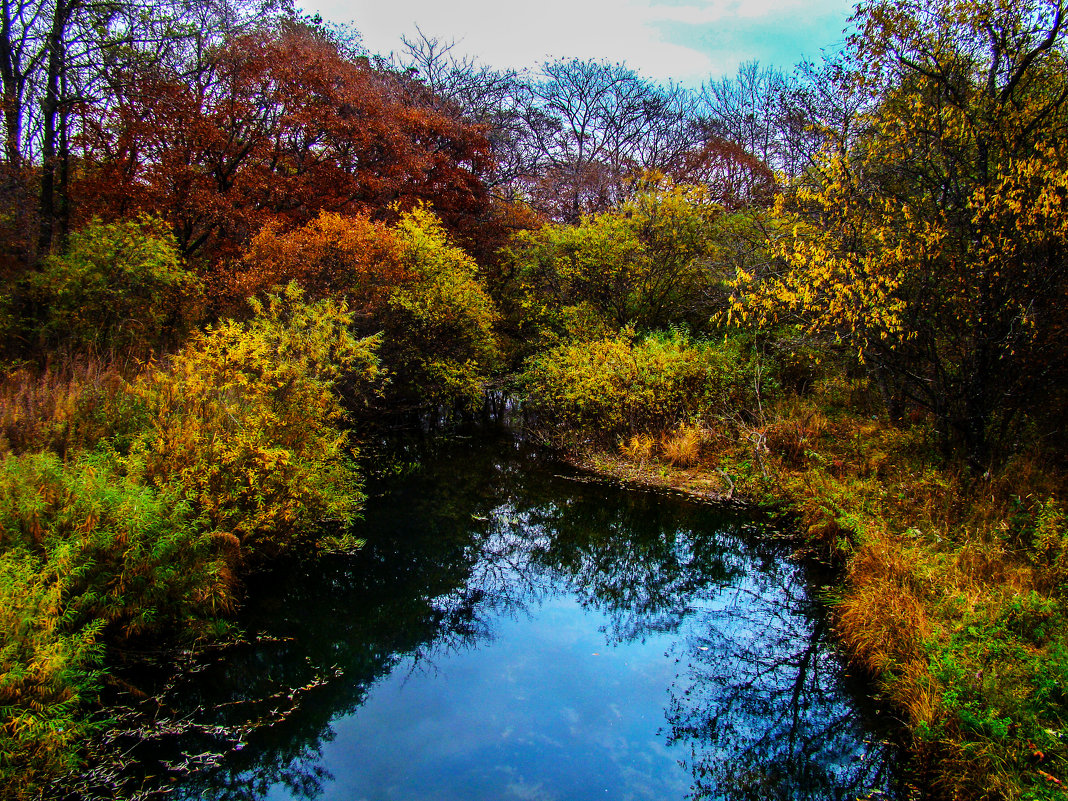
[130,284,381,558]
[502,182,722,338]
[28,216,202,356]
[382,207,500,409]
[1032,501,1068,597]
[0,451,228,638]
[0,547,104,797]
[233,208,500,411]
[0,450,228,797]
[522,330,757,440]
[0,285,382,791]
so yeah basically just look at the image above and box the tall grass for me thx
[0,356,146,458]
[661,422,704,467]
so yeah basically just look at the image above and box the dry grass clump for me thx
[952,536,1031,591]
[0,357,141,457]
[619,433,655,463]
[835,533,933,677]
[660,422,704,467]
[762,410,828,468]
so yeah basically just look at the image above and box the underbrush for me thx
[718,390,1068,799]
[0,357,149,459]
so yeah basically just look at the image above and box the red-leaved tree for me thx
[75,22,493,268]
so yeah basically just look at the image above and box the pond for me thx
[101,425,902,801]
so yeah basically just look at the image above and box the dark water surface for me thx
[127,427,900,801]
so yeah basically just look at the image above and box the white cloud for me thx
[302,0,853,85]
[640,0,813,25]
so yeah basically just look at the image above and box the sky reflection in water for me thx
[148,430,898,801]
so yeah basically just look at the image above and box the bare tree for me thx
[396,28,541,197]
[0,0,289,260]
[700,60,809,178]
[526,58,703,220]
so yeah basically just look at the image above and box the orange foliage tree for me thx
[237,208,500,409]
[74,22,493,269]
[228,212,409,312]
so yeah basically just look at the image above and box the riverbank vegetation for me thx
[2,0,1067,797]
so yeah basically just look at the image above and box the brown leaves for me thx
[74,24,493,269]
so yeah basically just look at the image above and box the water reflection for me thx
[667,569,895,800]
[95,429,898,801]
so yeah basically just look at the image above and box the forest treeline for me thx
[1,0,1067,798]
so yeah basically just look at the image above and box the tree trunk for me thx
[37,0,68,257]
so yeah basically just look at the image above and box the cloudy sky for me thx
[300,0,858,86]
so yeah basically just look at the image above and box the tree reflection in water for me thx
[95,428,897,801]
[665,559,897,800]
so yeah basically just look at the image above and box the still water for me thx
[121,428,899,800]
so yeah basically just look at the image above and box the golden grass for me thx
[619,433,655,463]
[660,422,703,467]
[835,533,933,675]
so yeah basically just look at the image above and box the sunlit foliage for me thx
[522,330,756,440]
[504,181,736,342]
[27,217,201,356]
[383,207,500,408]
[131,284,380,557]
[731,0,1068,465]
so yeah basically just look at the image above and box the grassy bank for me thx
[523,337,1068,801]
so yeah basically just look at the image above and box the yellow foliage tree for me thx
[504,180,724,338]
[732,0,1068,466]
[384,206,501,408]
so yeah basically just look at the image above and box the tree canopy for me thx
[732,0,1068,465]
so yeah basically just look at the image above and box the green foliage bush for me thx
[0,451,224,639]
[522,330,757,439]
[503,183,723,340]
[0,451,227,797]
[0,546,103,796]
[28,216,202,356]
[382,207,500,408]
[1032,501,1068,597]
